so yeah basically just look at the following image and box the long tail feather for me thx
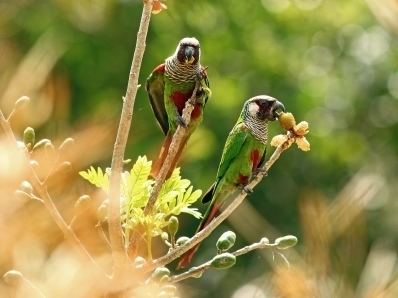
[166,134,189,177]
[151,132,173,178]
[176,201,220,270]
[151,132,190,179]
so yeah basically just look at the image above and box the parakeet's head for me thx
[245,95,285,121]
[175,37,201,65]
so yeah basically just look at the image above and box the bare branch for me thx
[144,132,294,271]
[170,237,275,283]
[107,0,154,276]
[0,109,108,279]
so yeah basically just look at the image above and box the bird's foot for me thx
[243,185,254,194]
[254,168,268,177]
[176,114,188,128]
[196,68,207,81]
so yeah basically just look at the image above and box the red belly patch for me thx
[171,90,201,119]
[250,149,261,171]
[237,174,249,185]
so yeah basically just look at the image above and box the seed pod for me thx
[134,256,147,269]
[58,137,75,151]
[216,231,236,252]
[168,216,179,237]
[14,190,31,202]
[211,253,236,269]
[20,181,33,194]
[56,161,72,173]
[23,127,35,148]
[275,235,298,249]
[44,142,56,161]
[191,269,203,278]
[279,112,296,131]
[33,139,51,150]
[97,202,108,222]
[3,270,23,286]
[176,236,190,246]
[14,96,30,109]
[161,232,169,242]
[74,194,91,210]
[151,267,170,281]
[162,284,177,294]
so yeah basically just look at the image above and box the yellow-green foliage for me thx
[79,156,202,237]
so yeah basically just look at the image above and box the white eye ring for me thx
[248,102,259,116]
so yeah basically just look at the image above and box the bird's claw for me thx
[243,185,254,194]
[177,114,188,128]
[196,68,207,81]
[254,168,268,177]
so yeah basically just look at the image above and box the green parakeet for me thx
[146,37,210,178]
[177,95,285,269]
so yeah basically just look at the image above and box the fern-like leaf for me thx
[79,166,109,190]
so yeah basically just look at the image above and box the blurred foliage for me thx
[1,0,398,297]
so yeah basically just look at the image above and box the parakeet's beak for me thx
[271,101,285,120]
[184,46,195,64]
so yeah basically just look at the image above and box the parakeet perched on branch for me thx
[177,95,285,269]
[146,37,211,178]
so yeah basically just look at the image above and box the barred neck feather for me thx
[242,109,268,144]
[165,56,199,84]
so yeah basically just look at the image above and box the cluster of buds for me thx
[271,112,310,152]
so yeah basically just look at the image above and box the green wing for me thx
[202,122,248,203]
[146,64,168,135]
[216,122,248,181]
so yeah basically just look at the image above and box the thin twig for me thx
[108,0,153,276]
[170,237,276,283]
[0,109,109,279]
[143,80,200,215]
[143,132,293,271]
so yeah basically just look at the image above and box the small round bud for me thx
[58,137,75,151]
[134,256,147,269]
[14,190,31,202]
[191,269,203,278]
[260,237,269,245]
[3,270,23,285]
[162,284,177,294]
[211,253,236,269]
[161,232,169,242]
[122,159,132,165]
[168,216,179,237]
[159,275,170,283]
[74,194,91,210]
[23,127,35,148]
[151,267,170,281]
[157,291,169,298]
[14,96,30,109]
[29,160,39,168]
[20,180,33,194]
[216,231,236,252]
[56,161,72,173]
[33,139,51,150]
[279,112,296,131]
[176,236,190,246]
[275,235,298,249]
[97,202,108,222]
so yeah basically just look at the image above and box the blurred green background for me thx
[1,0,398,297]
